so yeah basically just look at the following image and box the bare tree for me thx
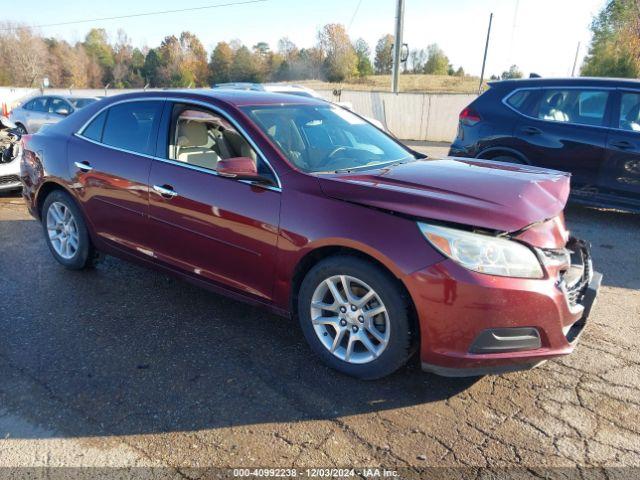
[0,23,48,87]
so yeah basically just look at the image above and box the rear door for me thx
[147,101,282,302]
[68,99,164,254]
[600,89,640,201]
[513,87,610,187]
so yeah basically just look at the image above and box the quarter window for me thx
[506,90,533,113]
[535,89,609,126]
[82,111,107,141]
[101,101,163,155]
[619,93,640,132]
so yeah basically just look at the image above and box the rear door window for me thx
[535,89,609,126]
[27,97,49,113]
[101,101,163,155]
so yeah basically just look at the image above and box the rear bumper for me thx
[405,258,602,377]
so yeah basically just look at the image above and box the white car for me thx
[0,116,21,192]
[9,95,97,134]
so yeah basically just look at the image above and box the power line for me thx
[347,0,364,30]
[0,0,268,31]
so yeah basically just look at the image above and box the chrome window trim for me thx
[501,86,616,132]
[75,96,282,191]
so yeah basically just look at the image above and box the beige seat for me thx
[176,120,219,170]
[223,130,257,161]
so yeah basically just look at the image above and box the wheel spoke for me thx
[69,235,79,250]
[340,275,357,304]
[325,278,346,305]
[312,316,340,327]
[50,205,63,223]
[331,328,347,352]
[366,324,386,344]
[355,289,375,307]
[359,333,379,357]
[312,300,340,312]
[344,332,356,361]
[365,305,386,319]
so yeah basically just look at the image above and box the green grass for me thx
[290,74,485,94]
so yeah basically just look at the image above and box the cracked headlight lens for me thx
[418,223,544,279]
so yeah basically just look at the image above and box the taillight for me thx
[459,107,481,126]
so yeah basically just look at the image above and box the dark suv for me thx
[449,78,640,212]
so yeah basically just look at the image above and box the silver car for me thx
[9,95,98,134]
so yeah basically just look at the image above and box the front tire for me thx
[298,256,413,380]
[41,190,98,270]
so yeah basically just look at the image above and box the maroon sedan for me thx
[19,90,601,379]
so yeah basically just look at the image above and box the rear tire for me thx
[41,190,99,270]
[298,256,413,380]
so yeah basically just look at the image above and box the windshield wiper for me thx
[333,157,416,174]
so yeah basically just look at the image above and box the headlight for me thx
[418,223,544,279]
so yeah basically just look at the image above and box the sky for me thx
[8,0,607,78]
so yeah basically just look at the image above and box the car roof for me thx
[101,88,327,108]
[490,77,640,89]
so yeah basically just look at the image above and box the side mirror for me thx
[217,157,261,181]
[54,107,70,116]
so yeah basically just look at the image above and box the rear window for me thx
[100,101,163,155]
[70,98,97,109]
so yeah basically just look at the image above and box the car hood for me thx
[317,158,571,233]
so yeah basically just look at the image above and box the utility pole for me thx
[478,12,493,95]
[391,0,405,93]
[571,41,581,77]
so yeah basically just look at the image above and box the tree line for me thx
[0,22,468,89]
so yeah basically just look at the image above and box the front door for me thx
[68,99,164,254]
[147,102,281,301]
[600,90,640,203]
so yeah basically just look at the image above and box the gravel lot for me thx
[0,170,639,478]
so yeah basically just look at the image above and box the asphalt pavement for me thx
[0,184,639,478]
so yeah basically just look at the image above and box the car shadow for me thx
[0,217,478,440]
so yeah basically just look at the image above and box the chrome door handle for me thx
[74,161,93,172]
[153,184,178,198]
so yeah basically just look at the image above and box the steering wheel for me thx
[314,146,356,170]
[327,146,350,160]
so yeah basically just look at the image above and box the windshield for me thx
[241,105,414,173]
[69,98,97,109]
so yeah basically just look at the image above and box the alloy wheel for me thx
[46,201,79,260]
[310,275,390,364]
